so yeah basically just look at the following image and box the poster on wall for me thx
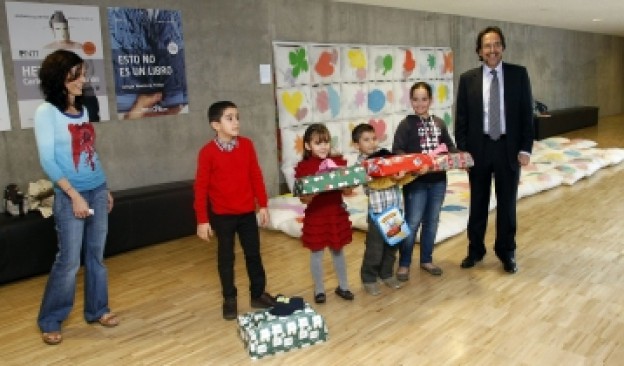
[5,1,109,128]
[0,46,11,132]
[107,7,189,120]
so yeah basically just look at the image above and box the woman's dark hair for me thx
[302,123,331,159]
[38,49,84,112]
[476,26,506,61]
[410,81,433,99]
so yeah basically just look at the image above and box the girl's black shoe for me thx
[314,293,326,304]
[334,287,355,300]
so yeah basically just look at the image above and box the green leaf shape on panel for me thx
[289,48,309,78]
[382,54,393,75]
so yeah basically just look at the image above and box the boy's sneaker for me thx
[363,282,381,296]
[223,297,237,320]
[382,277,403,289]
[250,292,277,309]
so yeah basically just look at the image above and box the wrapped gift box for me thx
[237,303,328,359]
[293,165,368,196]
[430,152,474,172]
[362,153,434,177]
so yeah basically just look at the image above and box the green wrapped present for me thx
[237,303,328,359]
[293,164,368,196]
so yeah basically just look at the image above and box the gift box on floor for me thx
[361,153,434,177]
[293,165,368,196]
[430,152,474,172]
[237,303,328,359]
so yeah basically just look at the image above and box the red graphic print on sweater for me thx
[68,122,96,171]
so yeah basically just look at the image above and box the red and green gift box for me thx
[362,151,474,177]
[430,152,474,171]
[361,153,434,177]
[293,164,369,196]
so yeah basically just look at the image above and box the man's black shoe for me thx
[502,258,518,274]
[460,255,483,269]
[223,297,237,320]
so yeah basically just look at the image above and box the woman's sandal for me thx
[98,312,120,327]
[42,331,62,345]
[420,263,443,276]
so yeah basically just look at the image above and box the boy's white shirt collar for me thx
[214,136,238,152]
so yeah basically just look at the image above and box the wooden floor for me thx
[1,115,623,366]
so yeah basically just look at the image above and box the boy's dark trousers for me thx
[211,211,267,299]
[361,218,398,283]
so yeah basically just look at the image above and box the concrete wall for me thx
[1,0,623,204]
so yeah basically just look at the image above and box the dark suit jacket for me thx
[454,62,534,170]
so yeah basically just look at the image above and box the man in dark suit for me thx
[454,26,534,274]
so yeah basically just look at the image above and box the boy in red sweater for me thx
[194,101,276,320]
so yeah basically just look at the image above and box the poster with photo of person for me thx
[5,1,109,128]
[108,7,189,120]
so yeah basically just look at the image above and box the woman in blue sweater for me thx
[34,50,118,345]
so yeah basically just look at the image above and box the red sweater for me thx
[193,136,268,224]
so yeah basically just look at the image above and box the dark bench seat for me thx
[534,106,598,140]
[0,180,196,285]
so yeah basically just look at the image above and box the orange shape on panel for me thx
[294,135,304,156]
[403,49,416,72]
[315,51,335,77]
[443,52,453,74]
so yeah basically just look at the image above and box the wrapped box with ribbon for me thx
[292,164,368,196]
[361,144,448,178]
[362,153,434,177]
[430,152,474,172]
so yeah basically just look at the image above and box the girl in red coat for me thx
[295,123,354,304]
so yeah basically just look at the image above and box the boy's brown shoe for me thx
[250,292,277,309]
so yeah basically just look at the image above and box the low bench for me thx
[534,106,599,140]
[0,180,196,285]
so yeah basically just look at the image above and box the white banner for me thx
[0,45,11,132]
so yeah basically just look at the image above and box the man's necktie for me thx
[489,69,501,140]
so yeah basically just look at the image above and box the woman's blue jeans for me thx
[38,184,110,333]
[398,180,447,268]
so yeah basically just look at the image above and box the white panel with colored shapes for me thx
[280,125,307,166]
[367,82,394,116]
[416,47,438,79]
[311,84,342,122]
[309,44,341,84]
[368,46,395,82]
[340,82,369,119]
[393,46,418,81]
[273,43,311,88]
[341,45,368,82]
[276,87,312,128]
